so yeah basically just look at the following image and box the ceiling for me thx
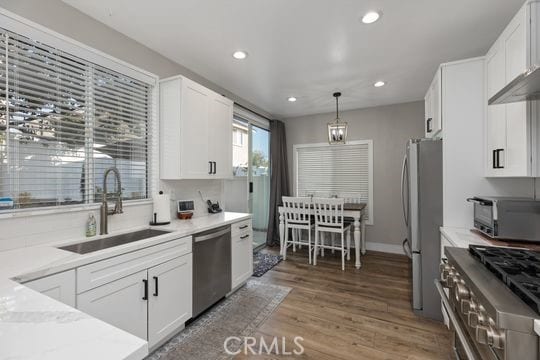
[64,0,524,119]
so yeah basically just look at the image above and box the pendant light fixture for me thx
[328,92,348,144]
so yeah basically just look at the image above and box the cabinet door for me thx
[180,78,211,178]
[424,90,433,138]
[431,69,442,135]
[231,230,253,290]
[78,270,148,340]
[486,44,508,176]
[160,79,182,179]
[208,94,233,178]
[506,102,530,175]
[148,254,192,349]
[504,6,528,84]
[24,270,76,307]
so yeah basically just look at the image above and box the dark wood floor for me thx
[237,247,453,359]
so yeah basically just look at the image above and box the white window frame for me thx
[293,140,374,225]
[0,8,159,218]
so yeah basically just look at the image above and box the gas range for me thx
[468,245,540,315]
[437,246,539,360]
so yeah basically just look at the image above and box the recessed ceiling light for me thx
[362,11,381,24]
[287,97,297,102]
[232,50,248,60]
[374,81,386,87]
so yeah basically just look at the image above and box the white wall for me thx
[284,101,425,251]
[442,58,536,229]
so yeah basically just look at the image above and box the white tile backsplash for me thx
[0,203,153,251]
[0,180,224,251]
[160,179,224,219]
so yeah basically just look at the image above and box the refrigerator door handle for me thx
[402,238,412,259]
[401,153,409,227]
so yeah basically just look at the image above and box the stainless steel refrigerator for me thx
[401,138,442,321]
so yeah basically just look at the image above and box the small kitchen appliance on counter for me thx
[150,191,171,226]
[177,200,194,220]
[466,196,540,241]
[437,245,540,360]
[198,190,222,214]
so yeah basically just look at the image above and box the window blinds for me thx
[296,142,372,220]
[0,28,151,210]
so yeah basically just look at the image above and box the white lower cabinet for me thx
[24,270,76,307]
[78,270,148,340]
[231,224,253,290]
[77,249,193,349]
[148,254,192,348]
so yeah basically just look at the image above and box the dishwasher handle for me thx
[193,227,231,242]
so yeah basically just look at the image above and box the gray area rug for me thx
[252,252,283,277]
[146,280,291,360]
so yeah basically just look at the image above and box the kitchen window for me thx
[294,140,374,224]
[0,28,153,210]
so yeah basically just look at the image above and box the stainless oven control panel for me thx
[440,263,506,355]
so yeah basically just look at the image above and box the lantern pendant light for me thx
[327,92,348,144]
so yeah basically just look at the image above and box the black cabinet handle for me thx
[142,279,148,300]
[239,225,248,229]
[208,161,213,174]
[497,149,504,169]
[213,161,217,174]
[153,276,158,297]
[240,234,250,239]
[493,149,505,169]
[426,118,433,133]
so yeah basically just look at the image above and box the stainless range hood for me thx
[489,65,540,105]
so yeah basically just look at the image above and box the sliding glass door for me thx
[225,116,270,250]
[249,125,270,249]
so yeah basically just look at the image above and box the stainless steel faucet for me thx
[100,167,123,235]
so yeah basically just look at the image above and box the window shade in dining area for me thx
[295,141,373,223]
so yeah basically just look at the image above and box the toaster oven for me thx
[466,197,540,241]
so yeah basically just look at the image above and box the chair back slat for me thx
[282,196,312,226]
[313,197,344,229]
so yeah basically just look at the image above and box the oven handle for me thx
[466,197,492,206]
[434,279,478,360]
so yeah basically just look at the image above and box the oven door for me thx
[435,280,479,360]
[467,198,495,236]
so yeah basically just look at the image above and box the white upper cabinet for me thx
[485,2,536,177]
[160,75,233,180]
[208,94,233,178]
[424,68,442,138]
[504,6,528,83]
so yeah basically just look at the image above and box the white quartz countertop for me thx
[0,211,251,360]
[440,227,491,248]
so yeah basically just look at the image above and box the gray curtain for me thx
[266,120,290,246]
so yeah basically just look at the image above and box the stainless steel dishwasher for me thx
[192,225,231,317]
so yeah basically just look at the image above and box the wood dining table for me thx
[278,202,367,268]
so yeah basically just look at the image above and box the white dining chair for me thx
[282,196,315,264]
[337,192,363,260]
[313,197,351,271]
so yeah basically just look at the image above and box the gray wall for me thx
[0,0,270,118]
[284,101,424,249]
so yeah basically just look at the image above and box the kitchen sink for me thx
[58,229,171,254]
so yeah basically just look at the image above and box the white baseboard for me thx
[365,241,405,255]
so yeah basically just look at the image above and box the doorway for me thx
[225,115,270,251]
[249,125,270,250]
